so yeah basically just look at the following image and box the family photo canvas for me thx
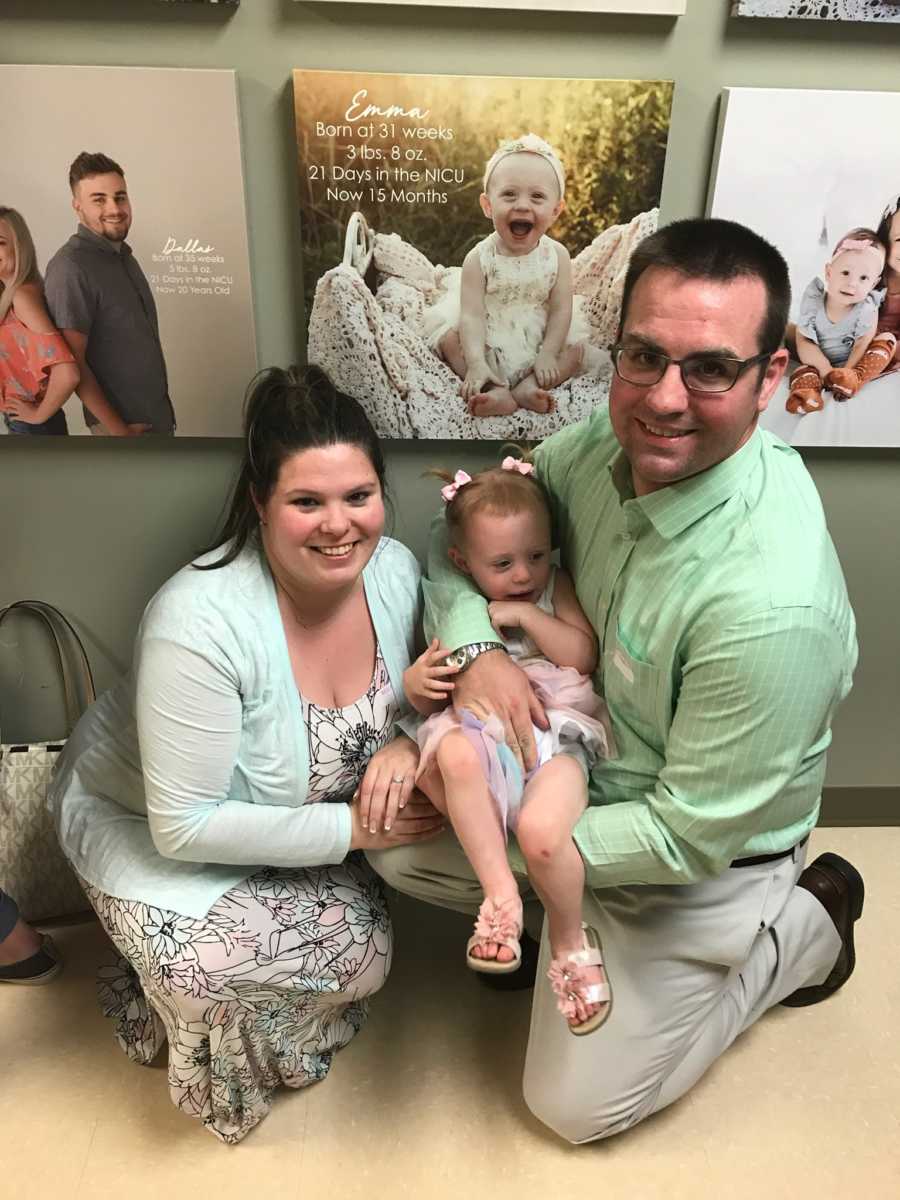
[732,0,900,21]
[306,1,687,13]
[0,65,256,439]
[294,68,673,439]
[708,87,900,449]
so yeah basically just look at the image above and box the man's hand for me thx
[452,649,547,771]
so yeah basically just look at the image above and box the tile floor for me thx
[2,827,898,1200]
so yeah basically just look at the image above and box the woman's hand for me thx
[1,397,43,423]
[349,791,445,851]
[356,734,420,834]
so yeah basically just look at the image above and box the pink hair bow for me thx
[501,456,534,476]
[441,470,472,503]
[833,237,876,256]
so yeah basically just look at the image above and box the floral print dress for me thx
[84,648,398,1144]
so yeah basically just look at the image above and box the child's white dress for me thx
[414,568,614,835]
[423,232,597,387]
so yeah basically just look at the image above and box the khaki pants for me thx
[367,833,840,1142]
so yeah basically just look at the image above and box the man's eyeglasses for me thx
[611,343,775,395]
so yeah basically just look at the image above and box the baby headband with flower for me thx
[483,133,565,199]
[832,236,881,258]
[440,457,534,504]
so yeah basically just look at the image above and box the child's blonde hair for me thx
[0,207,41,322]
[428,451,549,548]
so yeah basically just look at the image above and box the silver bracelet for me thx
[444,640,507,672]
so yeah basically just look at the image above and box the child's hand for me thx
[462,362,507,403]
[488,601,532,636]
[404,638,459,708]
[533,350,560,390]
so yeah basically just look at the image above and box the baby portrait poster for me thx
[708,88,900,449]
[0,65,256,439]
[294,69,673,439]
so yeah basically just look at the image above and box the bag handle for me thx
[0,600,97,734]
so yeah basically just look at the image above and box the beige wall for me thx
[1,0,898,793]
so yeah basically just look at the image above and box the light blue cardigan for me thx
[49,536,421,918]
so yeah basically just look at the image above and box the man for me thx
[44,151,174,435]
[369,218,862,1141]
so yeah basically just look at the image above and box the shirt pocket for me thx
[603,625,666,751]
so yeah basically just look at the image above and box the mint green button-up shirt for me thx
[424,408,857,888]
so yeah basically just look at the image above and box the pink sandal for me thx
[547,924,612,1036]
[466,896,523,974]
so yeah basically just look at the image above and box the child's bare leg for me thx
[469,386,517,417]
[513,345,584,414]
[515,755,608,1025]
[438,329,468,381]
[435,731,520,963]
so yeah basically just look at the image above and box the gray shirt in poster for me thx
[796,276,881,368]
[44,224,175,433]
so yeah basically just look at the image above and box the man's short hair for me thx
[69,152,126,192]
[619,218,791,355]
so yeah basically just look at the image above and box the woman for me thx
[0,206,78,434]
[49,365,443,1142]
[0,205,145,435]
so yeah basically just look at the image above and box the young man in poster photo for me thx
[44,152,175,436]
[369,217,863,1142]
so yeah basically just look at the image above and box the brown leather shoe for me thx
[781,853,864,1007]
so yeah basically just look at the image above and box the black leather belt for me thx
[731,836,808,868]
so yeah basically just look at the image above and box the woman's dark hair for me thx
[195,364,388,570]
[875,199,899,254]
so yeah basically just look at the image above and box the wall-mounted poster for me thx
[294,69,673,439]
[0,65,256,439]
[708,87,900,449]
[304,1,686,12]
[732,0,900,21]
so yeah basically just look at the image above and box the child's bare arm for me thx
[458,250,504,400]
[534,243,575,388]
[795,331,831,375]
[488,569,597,675]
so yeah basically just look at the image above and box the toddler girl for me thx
[0,207,79,435]
[403,457,614,1035]
[424,134,602,419]
[874,195,900,368]
[787,226,896,414]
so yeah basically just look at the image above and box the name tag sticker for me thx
[613,648,634,683]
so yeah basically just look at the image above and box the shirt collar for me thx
[607,426,763,540]
[76,223,131,257]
